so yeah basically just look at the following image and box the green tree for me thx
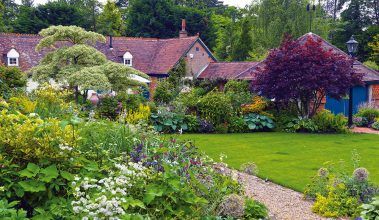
[30,25,148,102]
[97,0,123,36]
[231,18,253,61]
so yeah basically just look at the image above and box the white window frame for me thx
[7,49,20,67]
[123,52,133,67]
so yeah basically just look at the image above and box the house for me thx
[0,20,216,96]
[199,32,379,115]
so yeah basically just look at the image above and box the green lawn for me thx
[171,132,379,192]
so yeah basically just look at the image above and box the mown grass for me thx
[169,132,379,192]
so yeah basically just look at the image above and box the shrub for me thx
[198,119,214,133]
[0,66,27,98]
[354,116,369,127]
[0,110,75,163]
[244,113,274,131]
[285,118,318,133]
[312,183,360,218]
[371,121,379,130]
[241,96,269,114]
[244,198,268,219]
[8,96,36,114]
[33,84,73,119]
[150,107,187,133]
[356,107,379,125]
[97,96,121,119]
[224,80,252,111]
[360,196,379,220]
[116,92,145,111]
[153,80,175,104]
[215,123,229,134]
[312,110,347,133]
[228,115,248,133]
[184,115,199,133]
[124,104,151,125]
[198,90,233,125]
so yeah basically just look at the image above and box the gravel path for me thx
[215,165,325,220]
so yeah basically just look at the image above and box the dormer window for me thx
[123,51,133,67]
[7,49,20,67]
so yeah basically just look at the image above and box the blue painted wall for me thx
[325,86,368,116]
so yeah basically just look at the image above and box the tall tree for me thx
[253,35,362,118]
[231,18,253,61]
[31,26,148,102]
[97,0,123,36]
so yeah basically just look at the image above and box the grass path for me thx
[170,132,379,192]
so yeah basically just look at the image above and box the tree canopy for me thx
[31,26,148,100]
[253,36,363,118]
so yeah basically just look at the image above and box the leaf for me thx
[19,163,40,178]
[19,180,46,192]
[181,124,188,130]
[143,185,164,204]
[248,124,257,130]
[60,171,74,181]
[40,165,59,182]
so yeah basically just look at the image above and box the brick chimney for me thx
[179,19,188,38]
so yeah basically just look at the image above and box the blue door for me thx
[325,86,368,116]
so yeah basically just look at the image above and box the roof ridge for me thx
[0,32,41,37]
[234,62,262,79]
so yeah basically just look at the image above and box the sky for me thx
[21,0,251,8]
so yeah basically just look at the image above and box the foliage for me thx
[312,183,360,218]
[116,92,145,111]
[312,110,348,133]
[153,80,176,104]
[8,96,36,114]
[242,96,269,115]
[244,198,268,219]
[228,115,248,133]
[31,26,147,101]
[284,118,318,133]
[97,96,121,120]
[305,157,378,218]
[184,114,200,133]
[198,119,214,133]
[0,66,27,98]
[253,35,362,118]
[360,196,379,220]
[150,107,188,133]
[97,0,124,36]
[243,113,274,131]
[124,104,151,125]
[0,199,28,219]
[369,34,379,64]
[356,107,379,125]
[33,84,73,119]
[215,123,229,134]
[224,80,252,112]
[0,110,75,163]
[198,90,233,125]
[372,121,379,130]
[354,116,369,127]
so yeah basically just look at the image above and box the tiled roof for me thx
[0,33,199,75]
[297,33,379,82]
[98,36,200,75]
[198,62,259,79]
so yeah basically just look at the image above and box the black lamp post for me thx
[346,35,358,127]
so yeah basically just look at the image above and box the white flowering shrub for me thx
[72,162,151,219]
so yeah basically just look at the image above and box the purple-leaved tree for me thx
[253,35,363,118]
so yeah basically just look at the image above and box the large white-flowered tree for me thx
[31,25,148,102]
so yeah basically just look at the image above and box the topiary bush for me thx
[198,90,233,126]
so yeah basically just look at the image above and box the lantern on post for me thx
[346,35,358,127]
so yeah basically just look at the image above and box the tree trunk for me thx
[74,86,79,104]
